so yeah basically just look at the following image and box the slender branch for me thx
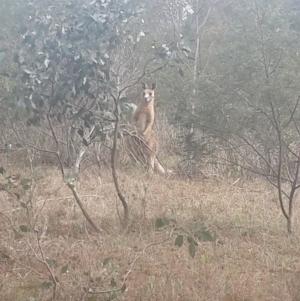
[46,113,65,177]
[197,5,213,32]
[0,212,59,298]
[0,250,48,279]
[288,156,300,218]
[111,95,129,221]
[85,226,178,295]
[119,59,170,95]
[67,183,102,233]
[123,129,167,173]
[35,230,58,300]
[269,44,284,76]
[284,95,300,128]
[12,123,65,178]
[236,133,277,176]
[270,102,289,220]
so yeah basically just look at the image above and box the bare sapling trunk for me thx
[67,182,102,233]
[111,95,129,221]
[270,102,300,234]
[285,158,300,234]
[65,127,103,233]
[16,111,102,233]
[213,96,300,234]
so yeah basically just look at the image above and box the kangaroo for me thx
[131,82,156,136]
[125,82,166,174]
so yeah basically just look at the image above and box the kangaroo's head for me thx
[141,82,156,102]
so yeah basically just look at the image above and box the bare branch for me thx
[111,95,129,221]
[85,226,178,295]
[12,124,65,178]
[123,129,167,173]
[270,102,289,220]
[284,95,300,128]
[67,183,103,233]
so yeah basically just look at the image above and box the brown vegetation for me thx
[1,1,300,299]
[1,162,300,301]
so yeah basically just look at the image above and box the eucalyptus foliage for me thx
[3,0,151,164]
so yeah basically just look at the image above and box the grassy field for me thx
[1,165,300,301]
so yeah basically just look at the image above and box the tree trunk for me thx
[287,215,292,234]
[111,95,129,222]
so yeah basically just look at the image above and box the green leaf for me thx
[14,193,21,200]
[103,257,110,266]
[20,225,30,232]
[92,125,103,140]
[83,138,89,146]
[21,67,34,75]
[61,264,69,274]
[187,236,195,245]
[188,243,196,258]
[18,99,26,109]
[0,72,9,77]
[110,278,117,287]
[175,235,184,247]
[40,90,51,98]
[108,81,117,89]
[62,44,72,55]
[66,3,75,9]
[72,107,85,119]
[0,251,9,259]
[181,45,192,53]
[20,179,31,186]
[13,53,19,63]
[39,282,52,290]
[77,129,84,137]
[76,19,86,28]
[125,103,137,112]
[23,185,30,191]
[119,97,129,103]
[109,291,117,300]
[178,67,184,77]
[155,218,165,229]
[18,55,25,64]
[120,283,126,293]
[31,99,38,110]
[0,52,6,61]
[196,229,214,242]
[195,221,214,242]
[46,259,57,268]
[40,69,54,80]
[19,25,28,34]
[23,35,32,44]
[162,217,170,225]
[154,51,167,60]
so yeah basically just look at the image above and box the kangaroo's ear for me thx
[151,83,157,90]
[141,82,147,89]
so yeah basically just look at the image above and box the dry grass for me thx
[1,164,300,301]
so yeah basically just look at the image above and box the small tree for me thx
[5,0,155,223]
[217,94,300,233]
[158,0,300,232]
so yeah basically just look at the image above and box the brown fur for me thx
[125,82,165,174]
[131,82,156,136]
